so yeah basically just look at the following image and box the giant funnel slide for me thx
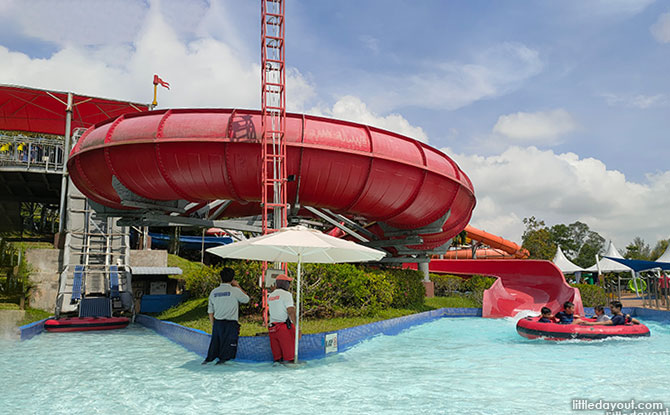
[429,259,584,318]
[67,109,476,252]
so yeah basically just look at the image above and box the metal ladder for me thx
[56,190,133,318]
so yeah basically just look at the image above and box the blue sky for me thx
[1,0,669,253]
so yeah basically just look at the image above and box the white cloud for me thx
[443,146,670,250]
[651,12,670,43]
[492,109,576,145]
[0,0,315,111]
[403,42,543,111]
[352,42,543,113]
[309,96,429,143]
[602,93,666,109]
[359,35,380,54]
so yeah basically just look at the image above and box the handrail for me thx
[0,133,65,172]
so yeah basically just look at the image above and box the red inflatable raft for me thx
[44,317,130,333]
[516,317,650,341]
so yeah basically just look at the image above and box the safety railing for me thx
[603,272,670,311]
[0,133,65,173]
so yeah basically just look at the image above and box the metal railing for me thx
[603,272,670,310]
[0,133,65,173]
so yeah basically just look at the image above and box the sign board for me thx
[264,268,284,288]
[149,281,167,295]
[325,333,338,354]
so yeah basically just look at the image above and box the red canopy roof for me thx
[0,84,149,136]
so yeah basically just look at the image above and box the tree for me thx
[574,230,605,268]
[549,223,578,258]
[522,217,557,260]
[549,220,604,268]
[522,217,605,266]
[624,237,651,260]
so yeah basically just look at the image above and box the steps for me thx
[55,184,134,318]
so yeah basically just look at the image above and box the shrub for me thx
[431,273,465,296]
[461,275,497,306]
[571,283,608,307]
[429,273,496,306]
[298,263,398,318]
[182,264,220,299]
[383,268,425,309]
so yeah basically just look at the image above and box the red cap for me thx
[276,274,293,281]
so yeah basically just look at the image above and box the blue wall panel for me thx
[19,318,48,340]
[137,308,482,362]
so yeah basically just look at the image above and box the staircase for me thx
[55,183,133,319]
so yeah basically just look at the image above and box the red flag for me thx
[153,74,170,90]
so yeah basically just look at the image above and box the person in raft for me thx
[581,301,639,326]
[554,301,584,324]
[538,307,553,323]
[592,305,611,323]
[267,274,299,363]
[202,267,250,365]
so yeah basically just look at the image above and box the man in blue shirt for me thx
[581,301,639,326]
[202,267,250,364]
[554,301,583,324]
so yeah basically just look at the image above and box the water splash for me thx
[504,309,539,324]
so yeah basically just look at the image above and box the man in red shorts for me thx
[267,274,297,363]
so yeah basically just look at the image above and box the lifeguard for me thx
[267,274,297,363]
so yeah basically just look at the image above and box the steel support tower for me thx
[261,0,288,324]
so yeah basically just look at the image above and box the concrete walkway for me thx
[0,309,25,339]
[620,292,670,311]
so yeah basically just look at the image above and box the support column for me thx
[56,92,73,247]
[419,261,434,298]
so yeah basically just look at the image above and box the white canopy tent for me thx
[655,243,670,263]
[586,241,631,273]
[552,245,585,274]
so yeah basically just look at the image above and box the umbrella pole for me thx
[630,270,640,298]
[294,254,301,364]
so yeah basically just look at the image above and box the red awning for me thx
[0,84,149,136]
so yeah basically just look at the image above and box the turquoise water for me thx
[2,317,670,414]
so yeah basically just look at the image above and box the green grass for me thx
[20,308,51,326]
[167,254,208,280]
[0,306,50,327]
[156,295,481,336]
[12,241,54,250]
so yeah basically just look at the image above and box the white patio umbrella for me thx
[206,225,386,363]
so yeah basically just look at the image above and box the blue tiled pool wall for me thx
[632,307,670,321]
[19,318,48,340]
[134,315,211,357]
[136,308,482,362]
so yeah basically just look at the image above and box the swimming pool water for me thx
[2,317,670,414]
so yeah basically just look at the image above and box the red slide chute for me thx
[427,259,584,318]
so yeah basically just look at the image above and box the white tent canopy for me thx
[552,245,585,274]
[586,241,632,273]
[655,242,670,263]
